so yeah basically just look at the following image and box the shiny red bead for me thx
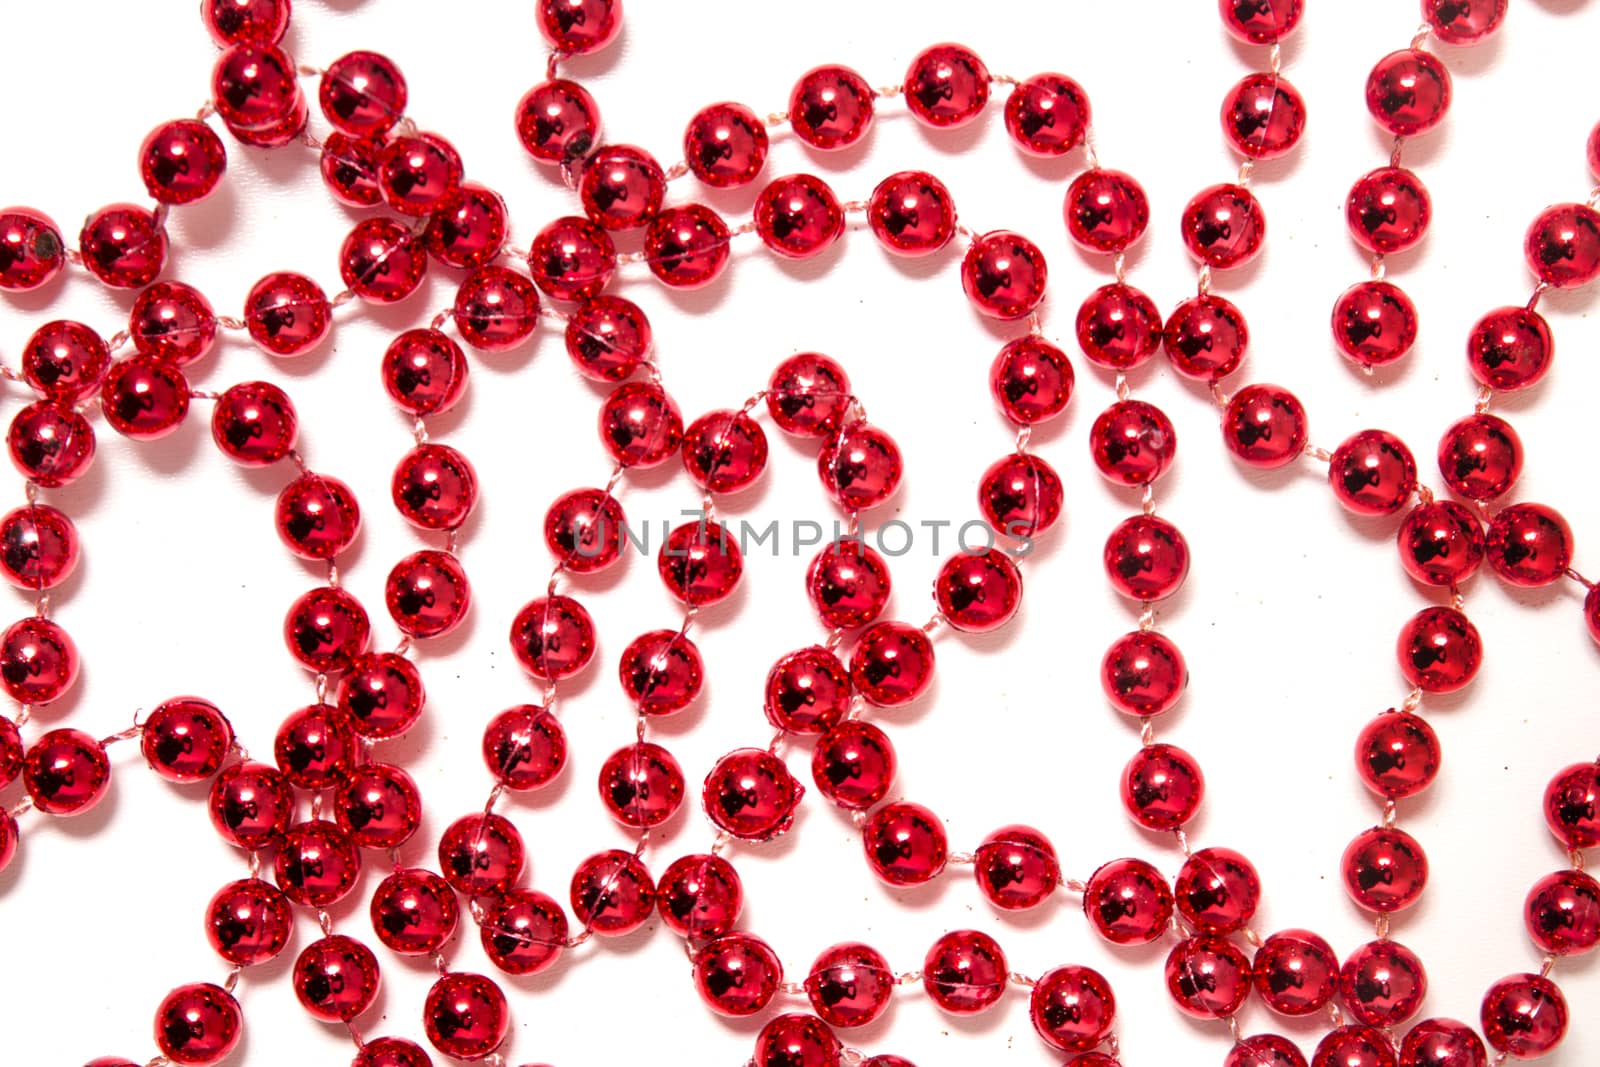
[1330,430,1418,515]
[423,973,508,1060]
[924,930,1007,1015]
[991,335,1075,423]
[1356,711,1441,798]
[509,595,596,680]
[203,0,289,45]
[0,810,14,874]
[657,853,743,939]
[756,1014,843,1067]
[340,217,428,304]
[570,849,655,935]
[1544,763,1600,848]
[805,943,893,1028]
[1123,743,1205,830]
[863,801,948,886]
[1398,501,1483,586]
[1481,974,1567,1058]
[481,704,566,791]
[1166,935,1252,1018]
[424,181,507,269]
[683,410,769,493]
[1397,606,1482,693]
[0,505,78,591]
[1101,631,1187,717]
[935,549,1022,632]
[1343,827,1429,912]
[283,587,371,672]
[7,402,95,488]
[392,443,477,530]
[1313,1026,1398,1067]
[1220,0,1304,42]
[1176,847,1260,933]
[580,144,664,230]
[961,231,1048,319]
[22,728,108,815]
[543,488,625,573]
[1466,307,1552,391]
[756,173,844,258]
[1348,168,1432,255]
[516,78,600,164]
[130,282,215,368]
[1424,0,1507,43]
[320,51,406,137]
[338,653,424,740]
[275,820,361,907]
[379,134,462,218]
[764,646,850,734]
[790,65,874,150]
[1526,203,1600,288]
[867,170,956,256]
[245,271,331,357]
[1164,294,1249,380]
[659,520,743,606]
[819,422,903,510]
[695,933,783,1017]
[79,204,166,289]
[619,629,704,716]
[1104,515,1190,601]
[1486,503,1572,587]
[537,0,622,54]
[1222,383,1308,468]
[905,43,989,128]
[479,888,567,975]
[140,119,227,205]
[371,867,458,956]
[1065,169,1150,253]
[1525,869,1600,956]
[598,741,685,828]
[206,878,292,966]
[1,617,79,705]
[566,295,651,381]
[382,329,468,416]
[22,320,107,402]
[812,720,896,810]
[1223,72,1306,159]
[154,983,242,1067]
[1343,940,1427,1027]
[1367,50,1451,136]
[101,356,189,440]
[684,102,768,188]
[850,621,935,707]
[276,472,360,560]
[212,380,296,465]
[1182,183,1265,269]
[807,542,891,628]
[0,208,65,291]
[974,825,1059,910]
[768,353,852,436]
[293,934,381,1021]
[212,43,302,140]
[1076,283,1163,370]
[1333,281,1419,368]
[1400,1019,1488,1067]
[601,380,683,465]
[274,702,355,789]
[528,215,615,301]
[1031,966,1116,1054]
[437,812,524,896]
[453,265,540,351]
[1091,400,1176,486]
[704,747,803,841]
[1231,1035,1309,1067]
[1005,73,1090,156]
[1437,413,1522,500]
[1083,857,1175,945]
[320,132,383,207]
[337,762,421,848]
[142,697,233,783]
[208,760,293,848]
[1590,122,1600,183]
[644,204,730,288]
[1587,586,1600,647]
[1254,929,1339,1017]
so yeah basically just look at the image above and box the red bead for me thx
[807,542,891,628]
[1525,869,1600,956]
[790,65,874,150]
[768,353,853,436]
[683,409,769,493]
[1232,1035,1309,1067]
[619,629,704,716]
[599,741,685,828]
[293,934,381,1022]
[203,0,289,45]
[1424,0,1507,43]
[320,51,407,137]
[212,380,296,465]
[1398,501,1484,586]
[580,144,664,230]
[340,217,428,304]
[904,43,989,128]
[764,646,850,734]
[1590,122,1600,183]
[437,812,524,896]
[0,717,19,789]
[544,488,625,573]
[1330,430,1418,515]
[1343,940,1427,1027]
[371,868,458,956]
[819,422,903,510]
[974,825,1059,910]
[424,973,508,1060]
[644,204,730,288]
[1333,281,1419,368]
[659,520,744,606]
[208,761,293,848]
[528,215,615,301]
[424,182,507,269]
[1254,929,1339,1017]
[1176,847,1260,933]
[338,653,424,741]
[1104,515,1190,601]
[382,329,468,417]
[0,505,78,591]
[101,356,189,440]
[923,930,1007,1015]
[1223,383,1308,468]
[130,283,216,369]
[380,134,462,218]
[481,704,566,791]
[1313,1026,1398,1067]
[276,472,360,560]
[684,103,769,188]
[206,878,292,966]
[962,230,1048,319]
[1397,606,1482,693]
[1164,294,1249,380]
[140,119,227,205]
[1031,966,1116,1054]
[515,79,600,164]
[1182,183,1265,269]
[1223,73,1306,159]
[1526,203,1600,288]
[1076,283,1163,370]
[1,617,79,705]
[1470,307,1554,391]
[1165,935,1252,1018]
[320,132,383,206]
[79,204,166,289]
[1123,743,1205,830]
[850,621,935,707]
[657,853,743,939]
[695,933,783,1016]
[704,747,803,841]
[1356,712,1441,799]
[453,266,540,352]
[1005,73,1090,156]
[600,381,683,466]
[22,320,107,402]
[392,443,477,530]
[143,697,233,783]
[804,943,893,1028]
[1348,168,1432,255]
[1481,974,1567,1058]
[1220,0,1305,42]
[275,820,361,906]
[868,170,956,256]
[1083,857,1174,945]
[756,173,844,258]
[245,271,331,357]
[1401,1018,1488,1067]
[935,548,1022,632]
[337,762,421,848]
[0,208,65,291]
[1587,585,1600,647]
[1101,631,1187,717]
[23,728,107,815]
[1486,503,1572,587]
[978,453,1064,540]
[570,849,655,935]
[566,295,651,381]
[1367,51,1451,136]
[211,44,303,140]
[1091,400,1176,486]
[479,888,566,975]
[8,401,95,488]
[0,809,14,874]
[812,720,896,810]
[1437,413,1522,500]
[1065,169,1150,253]
[756,1014,843,1067]
[274,702,355,789]
[283,587,371,672]
[1343,827,1429,912]
[509,595,596,680]
[154,983,242,1066]
[1544,763,1600,848]
[537,0,622,53]
[863,801,948,886]
[991,336,1075,424]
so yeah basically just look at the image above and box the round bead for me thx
[437,812,524,896]
[1031,966,1116,1054]
[1164,294,1249,380]
[1223,383,1308,468]
[657,853,743,939]
[1367,50,1452,136]
[283,587,371,672]
[0,207,64,291]
[371,868,458,956]
[23,728,108,815]
[863,801,948,886]
[619,629,704,716]
[684,103,768,188]
[142,697,233,783]
[1313,1026,1398,1067]
[974,825,1059,910]
[320,132,383,207]
[139,119,227,207]
[1254,929,1339,1017]
[537,0,622,54]
[703,747,803,841]
[452,266,541,351]
[1231,1035,1309,1067]
[273,703,355,789]
[1481,974,1567,1058]
[1181,183,1265,269]
[1524,870,1600,956]
[756,173,844,258]
[509,595,596,680]
[208,761,293,848]
[425,182,508,269]
[1123,743,1205,830]
[205,878,292,966]
[212,380,296,466]
[276,473,361,560]
[768,353,852,436]
[1400,1018,1489,1067]
[320,50,407,137]
[850,621,935,707]
[755,1014,843,1067]
[382,329,468,416]
[570,849,656,935]
[212,43,302,138]
[1104,515,1190,601]
[392,443,477,531]
[528,215,615,301]
[1587,586,1600,647]
[339,217,428,304]
[1348,168,1432,255]
[245,272,331,357]
[807,542,891,628]
[130,283,216,369]
[658,520,743,606]
[1,617,80,705]
[598,741,685,828]
[1398,501,1484,586]
[683,410,769,493]
[101,357,190,440]
[1005,73,1090,155]
[923,930,1007,1015]
[339,653,425,740]
[0,505,79,591]
[481,704,566,791]
[805,943,893,1028]
[1176,847,1261,933]
[1356,712,1442,798]
[695,933,783,1016]
[905,43,989,128]
[1165,935,1252,1018]
[1397,606,1482,693]
[790,65,874,150]
[1343,940,1427,1027]
[1486,503,1572,587]
[1424,0,1507,43]
[868,170,956,256]
[515,79,600,164]
[1102,631,1187,717]
[991,335,1075,422]
[566,295,651,381]
[423,973,508,1060]
[1065,169,1150,253]
[275,820,361,907]
[1076,283,1163,370]
[154,983,242,1066]
[1437,414,1522,500]
[379,134,462,218]
[1220,0,1305,42]
[0,718,19,788]
[1466,307,1552,391]
[1333,281,1419,368]
[1543,763,1600,848]
[644,204,730,289]
[934,549,1022,631]
[1223,72,1306,158]
[203,0,289,45]
[293,935,381,1022]
[337,762,422,848]
[1330,430,1418,515]
[1091,400,1177,486]
[1084,857,1175,945]
[544,488,625,574]
[1343,827,1429,912]
[7,402,95,488]
[764,646,850,734]
[479,889,567,975]
[1525,203,1600,288]
[79,203,166,288]
[0,810,14,874]
[812,720,896,810]
[580,145,665,230]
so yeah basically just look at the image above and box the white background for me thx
[2,0,1598,1064]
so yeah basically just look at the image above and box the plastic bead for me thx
[536,0,622,54]
[644,204,730,288]
[1342,940,1427,1027]
[1356,712,1441,799]
[1481,974,1567,1059]
[479,889,567,975]
[1222,72,1306,159]
[1313,1026,1398,1067]
[274,702,355,789]
[1465,307,1552,391]
[371,868,458,956]
[515,79,600,164]
[764,646,851,734]
[1348,168,1432,254]
[1231,1035,1309,1067]
[1101,631,1187,717]
[566,295,652,381]
[1424,0,1507,43]
[600,381,684,467]
[208,761,293,848]
[23,728,108,815]
[657,853,743,939]
[212,381,297,466]
[1543,763,1600,848]
[1175,847,1261,934]
[991,335,1075,422]
[101,357,190,439]
[684,103,769,188]
[767,353,852,436]
[544,488,625,574]
[1122,743,1205,830]
[283,587,371,672]
[1342,827,1428,912]
[1164,294,1248,380]
[756,173,845,258]
[509,595,596,680]
[682,410,769,493]
[1223,383,1308,468]
[1165,935,1252,1018]
[1031,966,1116,1054]
[1397,606,1482,693]
[379,134,462,218]
[935,549,1022,632]
[320,132,383,207]
[206,878,292,965]
[423,973,508,1060]
[868,170,957,256]
[805,943,893,1028]
[570,849,655,935]
[1084,857,1175,945]
[454,266,541,351]
[339,217,428,304]
[975,825,1060,910]
[0,810,15,874]
[598,741,685,828]
[392,443,477,531]
[1524,869,1600,956]
[0,505,78,591]
[1254,929,1339,1017]
[923,930,1007,1015]
[481,704,566,791]
[528,215,616,301]
[212,44,305,145]
[140,119,227,204]
[694,933,783,1017]
[154,983,242,1066]
[320,51,407,137]
[1065,170,1150,253]
[1104,515,1190,601]
[1485,503,1572,587]
[850,621,935,707]
[819,422,903,510]
[619,629,704,716]
[658,520,744,606]
[1329,430,1417,516]
[143,697,233,783]
[1005,73,1090,156]
[338,653,424,741]
[21,321,106,404]
[245,271,331,357]
[276,473,360,561]
[275,820,361,907]
[807,542,891,628]
[1333,281,1419,368]
[293,935,381,1021]
[1437,413,1522,501]
[755,1014,842,1067]
[1398,501,1483,586]
[1091,400,1177,486]
[1181,183,1265,269]
[580,144,665,229]
[0,208,65,291]
[382,329,468,416]
[437,813,524,896]
[1,617,80,706]
[1366,51,1452,136]
[812,720,896,810]
[790,66,874,150]
[1400,1018,1488,1067]
[353,1038,432,1067]
[425,182,508,269]
[703,748,803,841]
[203,0,289,45]
[8,402,95,487]
[862,801,948,886]
[337,762,422,848]
[1220,0,1305,43]
[905,44,989,128]
[1525,204,1600,289]
[79,204,166,288]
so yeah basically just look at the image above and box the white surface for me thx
[1,1,1598,1065]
